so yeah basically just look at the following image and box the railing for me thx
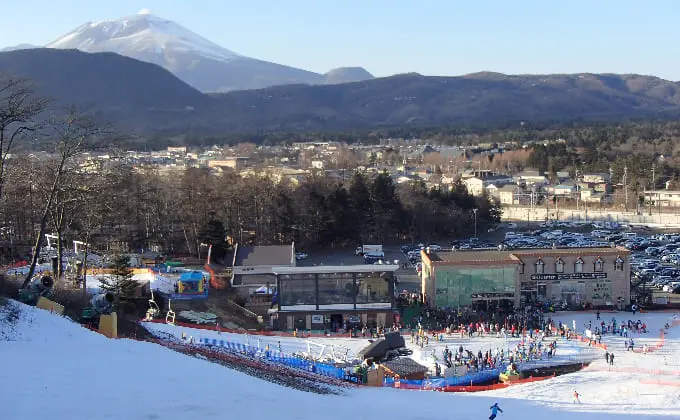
[224,299,260,320]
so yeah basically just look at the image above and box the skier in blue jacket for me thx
[489,402,503,420]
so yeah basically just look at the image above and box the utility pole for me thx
[623,166,628,211]
[652,163,656,190]
[472,208,478,238]
[575,169,580,212]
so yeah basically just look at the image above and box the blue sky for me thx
[2,0,679,79]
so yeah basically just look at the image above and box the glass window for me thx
[435,267,515,307]
[615,257,624,271]
[555,258,564,273]
[356,273,391,305]
[594,257,604,272]
[279,275,316,306]
[535,259,544,274]
[317,273,356,305]
[575,258,584,273]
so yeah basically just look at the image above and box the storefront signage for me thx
[311,315,324,324]
[530,273,607,281]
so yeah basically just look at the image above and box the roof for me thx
[234,245,293,267]
[424,250,518,265]
[272,265,399,274]
[498,185,518,192]
[178,271,205,282]
[424,246,629,266]
[511,247,630,258]
[382,358,429,377]
[232,273,277,286]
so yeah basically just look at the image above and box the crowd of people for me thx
[407,306,546,334]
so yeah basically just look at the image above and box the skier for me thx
[573,390,581,404]
[489,402,503,420]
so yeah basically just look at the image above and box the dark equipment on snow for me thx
[18,275,55,305]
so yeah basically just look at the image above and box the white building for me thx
[643,190,680,207]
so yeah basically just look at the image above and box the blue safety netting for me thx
[198,337,346,380]
[382,366,504,388]
[196,336,506,388]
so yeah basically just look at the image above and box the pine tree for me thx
[100,255,136,298]
[198,219,228,262]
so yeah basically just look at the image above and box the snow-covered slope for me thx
[47,10,239,64]
[1,299,678,420]
[44,9,323,92]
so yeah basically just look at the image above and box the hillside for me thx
[206,72,680,131]
[1,299,674,420]
[0,48,208,130]
[3,48,680,134]
[323,67,375,84]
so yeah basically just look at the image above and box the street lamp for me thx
[472,208,478,239]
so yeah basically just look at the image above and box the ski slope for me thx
[2,300,679,420]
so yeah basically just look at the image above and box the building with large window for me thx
[270,265,399,331]
[421,247,630,310]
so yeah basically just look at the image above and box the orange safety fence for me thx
[550,326,608,351]
[586,365,680,376]
[630,317,680,354]
[639,379,680,387]
[441,375,554,393]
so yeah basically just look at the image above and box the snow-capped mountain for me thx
[43,10,328,92]
[47,10,239,64]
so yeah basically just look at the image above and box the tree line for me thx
[2,164,501,265]
[0,75,500,282]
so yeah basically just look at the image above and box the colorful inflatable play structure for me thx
[171,271,209,300]
[499,363,520,383]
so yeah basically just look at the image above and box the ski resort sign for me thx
[530,273,607,281]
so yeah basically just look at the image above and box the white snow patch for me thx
[46,13,240,63]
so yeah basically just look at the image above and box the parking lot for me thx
[294,221,680,306]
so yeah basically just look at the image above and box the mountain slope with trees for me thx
[2,49,680,136]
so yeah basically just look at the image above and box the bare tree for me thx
[0,76,48,201]
[22,110,103,288]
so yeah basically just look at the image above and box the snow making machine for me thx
[80,292,115,324]
[18,274,55,305]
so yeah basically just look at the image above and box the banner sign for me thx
[530,273,607,281]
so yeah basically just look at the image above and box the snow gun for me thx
[81,292,115,323]
[90,292,115,315]
[18,275,55,305]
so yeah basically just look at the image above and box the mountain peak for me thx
[46,12,240,64]
[323,67,374,84]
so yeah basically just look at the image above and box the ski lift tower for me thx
[45,234,59,249]
[73,240,88,255]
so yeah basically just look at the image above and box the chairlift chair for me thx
[145,289,160,320]
[165,299,176,325]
